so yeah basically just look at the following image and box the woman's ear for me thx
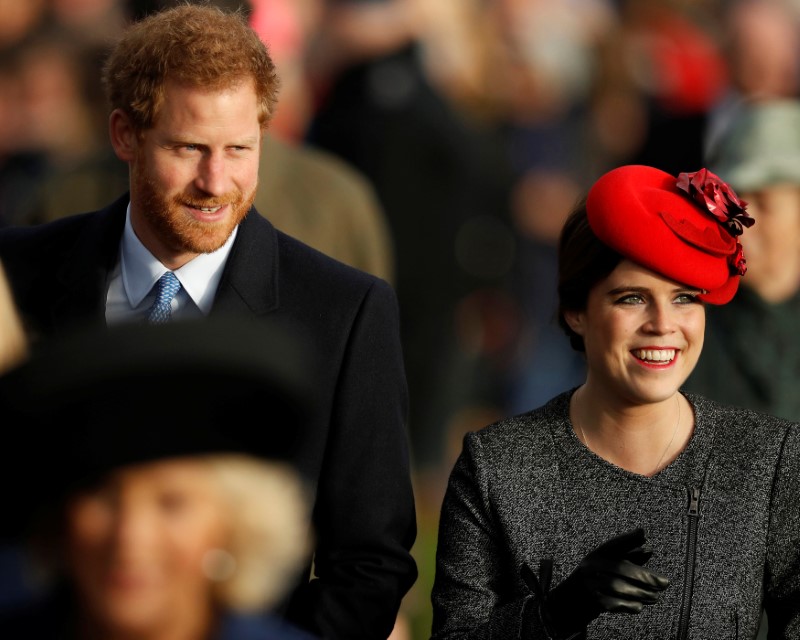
[108,109,138,162]
[563,309,585,337]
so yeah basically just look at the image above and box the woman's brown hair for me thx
[557,198,622,352]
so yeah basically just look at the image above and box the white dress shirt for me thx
[105,204,237,324]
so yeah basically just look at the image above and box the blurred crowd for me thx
[2,0,800,637]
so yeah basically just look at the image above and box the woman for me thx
[430,165,800,639]
[0,318,319,640]
[23,453,316,640]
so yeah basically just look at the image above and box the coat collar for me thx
[210,206,279,316]
[53,194,280,322]
[51,194,128,328]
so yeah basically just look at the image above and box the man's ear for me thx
[109,109,138,162]
[563,309,585,337]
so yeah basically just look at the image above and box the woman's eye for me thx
[675,292,701,304]
[616,293,644,305]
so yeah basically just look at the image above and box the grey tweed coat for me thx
[431,390,800,639]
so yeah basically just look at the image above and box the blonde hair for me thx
[0,261,28,374]
[25,453,313,617]
[207,454,314,612]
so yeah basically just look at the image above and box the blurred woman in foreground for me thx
[0,318,318,640]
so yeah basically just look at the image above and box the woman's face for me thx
[64,458,228,638]
[564,259,705,405]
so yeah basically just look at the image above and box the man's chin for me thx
[166,197,250,253]
[183,233,232,254]
[179,220,239,254]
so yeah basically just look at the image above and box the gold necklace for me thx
[576,393,681,474]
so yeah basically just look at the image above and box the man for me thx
[685,98,800,422]
[0,5,417,639]
[27,133,397,285]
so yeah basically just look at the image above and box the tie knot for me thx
[146,272,182,324]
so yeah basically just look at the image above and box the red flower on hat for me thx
[676,169,754,236]
[731,241,747,276]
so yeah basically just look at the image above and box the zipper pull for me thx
[688,487,700,516]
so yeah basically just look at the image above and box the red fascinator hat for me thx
[586,165,754,304]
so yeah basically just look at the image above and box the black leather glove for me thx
[523,528,669,639]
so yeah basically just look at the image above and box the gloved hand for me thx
[525,528,670,639]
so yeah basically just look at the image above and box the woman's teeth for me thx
[633,349,676,363]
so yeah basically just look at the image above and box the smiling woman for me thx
[564,259,705,476]
[430,164,800,639]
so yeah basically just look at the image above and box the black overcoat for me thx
[0,194,418,640]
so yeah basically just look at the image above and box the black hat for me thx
[0,316,316,541]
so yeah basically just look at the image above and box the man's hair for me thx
[557,198,622,352]
[102,3,280,133]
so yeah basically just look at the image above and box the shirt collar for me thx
[120,204,237,314]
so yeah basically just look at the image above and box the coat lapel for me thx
[210,208,280,316]
[47,200,279,325]
[51,195,128,328]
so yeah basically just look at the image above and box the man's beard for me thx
[133,167,255,255]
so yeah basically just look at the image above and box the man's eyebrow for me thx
[162,134,261,146]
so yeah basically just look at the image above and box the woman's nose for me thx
[643,302,677,334]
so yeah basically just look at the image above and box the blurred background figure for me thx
[0,28,122,227]
[0,260,31,613]
[0,0,48,51]
[686,98,800,421]
[0,261,27,374]
[0,317,318,639]
[256,134,397,284]
[48,0,128,49]
[494,0,618,417]
[0,0,126,227]
[704,0,800,157]
[614,0,729,175]
[304,0,521,476]
[249,0,322,143]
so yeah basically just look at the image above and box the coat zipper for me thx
[677,486,701,640]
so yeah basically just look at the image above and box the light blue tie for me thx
[146,271,181,324]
